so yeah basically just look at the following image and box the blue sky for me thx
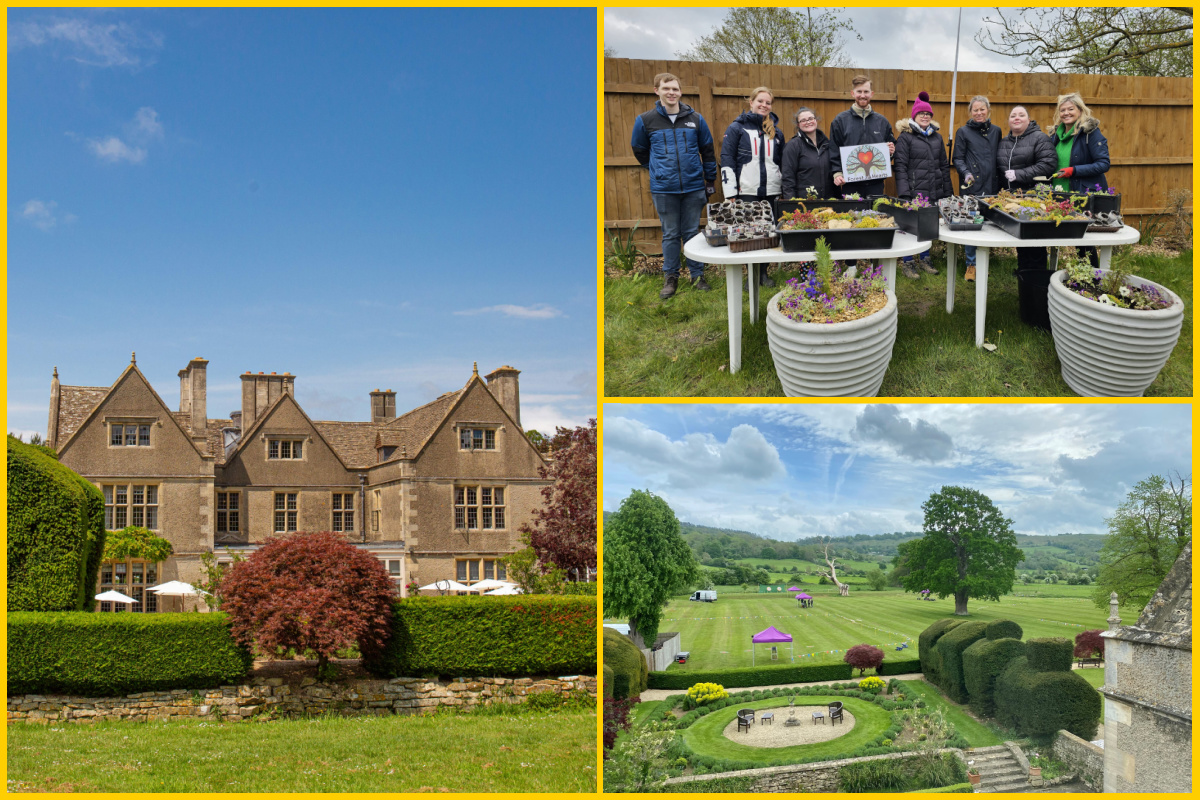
[603,403,1192,539]
[8,8,596,438]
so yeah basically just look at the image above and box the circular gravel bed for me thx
[721,706,857,748]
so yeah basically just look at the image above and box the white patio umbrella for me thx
[484,584,524,595]
[469,579,516,593]
[147,580,201,596]
[95,590,138,604]
[418,579,471,594]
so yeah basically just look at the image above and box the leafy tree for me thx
[760,545,776,560]
[901,486,1022,615]
[602,720,676,793]
[502,531,568,594]
[221,531,396,677]
[1074,629,1105,659]
[603,47,618,59]
[603,490,698,648]
[1092,473,1190,610]
[523,420,596,579]
[676,7,862,68]
[102,526,173,563]
[524,429,548,452]
[844,643,884,676]
[867,569,888,591]
[975,7,1192,77]
[195,549,246,610]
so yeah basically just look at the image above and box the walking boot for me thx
[660,274,678,300]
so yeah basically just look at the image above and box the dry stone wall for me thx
[665,748,965,792]
[1051,730,1104,791]
[8,674,596,725]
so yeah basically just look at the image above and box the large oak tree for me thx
[901,486,1021,615]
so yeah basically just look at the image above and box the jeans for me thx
[965,245,977,266]
[653,189,708,279]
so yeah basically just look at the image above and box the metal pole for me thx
[948,8,963,157]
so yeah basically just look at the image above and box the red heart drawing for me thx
[856,151,875,165]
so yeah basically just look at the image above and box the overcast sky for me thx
[605,7,1031,73]
[603,403,1192,540]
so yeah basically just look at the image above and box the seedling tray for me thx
[703,230,729,247]
[729,234,779,253]
[776,198,867,218]
[1053,191,1121,215]
[942,214,984,231]
[980,203,1090,240]
[777,226,897,253]
[1086,225,1123,234]
[875,200,940,241]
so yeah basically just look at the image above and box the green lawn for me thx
[898,680,1001,747]
[604,247,1192,397]
[682,695,890,765]
[612,591,1106,673]
[6,709,597,793]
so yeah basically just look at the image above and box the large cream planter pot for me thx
[766,291,898,397]
[1047,270,1184,397]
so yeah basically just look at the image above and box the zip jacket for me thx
[720,111,785,199]
[631,101,717,194]
[995,120,1057,192]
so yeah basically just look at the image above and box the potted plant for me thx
[765,236,898,397]
[967,769,981,786]
[873,194,939,241]
[1048,248,1185,396]
[775,204,898,251]
[1029,766,1043,780]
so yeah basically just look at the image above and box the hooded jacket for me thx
[780,128,832,199]
[1052,116,1111,193]
[720,111,785,199]
[631,101,718,195]
[828,105,895,183]
[951,118,1002,196]
[893,118,952,201]
[995,119,1057,192]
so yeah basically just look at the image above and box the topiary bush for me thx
[879,657,922,675]
[364,594,596,678]
[985,619,1023,641]
[931,620,988,702]
[7,435,106,612]
[602,626,648,700]
[648,661,851,690]
[1025,637,1073,672]
[8,612,252,695]
[962,636,1026,717]
[685,682,728,708]
[918,618,965,684]
[858,676,885,694]
[603,663,615,699]
[994,655,1101,740]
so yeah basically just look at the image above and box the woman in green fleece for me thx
[1050,93,1110,267]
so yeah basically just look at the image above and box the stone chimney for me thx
[370,390,396,423]
[240,371,294,431]
[180,358,208,445]
[484,365,521,428]
[47,366,61,448]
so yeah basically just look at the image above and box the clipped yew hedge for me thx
[918,618,964,684]
[7,436,106,612]
[8,612,252,696]
[985,619,1023,641]
[994,654,1101,740]
[933,621,988,703]
[878,657,922,675]
[604,627,648,700]
[363,595,596,678]
[963,637,1026,717]
[648,662,851,690]
[1026,637,1073,672]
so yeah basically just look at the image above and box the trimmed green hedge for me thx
[649,662,851,690]
[1026,637,1073,672]
[918,618,964,684]
[8,612,252,695]
[603,663,614,699]
[963,637,1026,717]
[933,621,988,703]
[604,627,647,700]
[363,595,596,678]
[7,436,106,612]
[878,657,922,675]
[994,655,1101,740]
[985,619,1023,641]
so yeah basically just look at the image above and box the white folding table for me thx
[682,231,928,374]
[938,223,1141,347]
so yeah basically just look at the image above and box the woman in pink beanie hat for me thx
[893,91,952,277]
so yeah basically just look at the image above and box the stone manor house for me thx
[45,354,551,610]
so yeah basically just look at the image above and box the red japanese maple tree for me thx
[522,419,597,579]
[220,531,396,674]
[844,643,885,676]
[1074,629,1105,659]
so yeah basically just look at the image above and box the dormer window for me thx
[459,428,496,451]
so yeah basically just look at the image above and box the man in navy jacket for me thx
[829,75,895,199]
[631,73,718,299]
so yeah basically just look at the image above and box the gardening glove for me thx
[705,180,716,197]
[1004,169,1017,182]
[720,167,738,200]
[1053,167,1075,178]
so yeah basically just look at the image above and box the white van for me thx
[690,590,717,602]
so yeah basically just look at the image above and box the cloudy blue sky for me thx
[603,403,1192,539]
[605,7,1029,71]
[8,8,595,439]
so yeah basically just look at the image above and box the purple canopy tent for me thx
[787,586,800,591]
[751,625,793,665]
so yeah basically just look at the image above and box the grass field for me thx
[604,246,1192,397]
[898,680,1001,747]
[619,591,1106,673]
[6,709,596,793]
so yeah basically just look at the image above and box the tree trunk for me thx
[954,590,969,615]
[626,619,647,650]
[822,541,850,596]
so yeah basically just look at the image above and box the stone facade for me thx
[1100,542,1191,793]
[8,675,596,725]
[46,356,554,601]
[664,748,965,792]
[1051,730,1103,791]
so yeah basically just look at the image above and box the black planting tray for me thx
[776,198,868,218]
[874,200,940,241]
[980,203,1091,240]
[777,226,898,252]
[1053,191,1121,215]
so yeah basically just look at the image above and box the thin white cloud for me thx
[453,304,565,319]
[132,107,163,139]
[19,199,76,231]
[85,107,164,164]
[10,18,162,68]
[88,136,146,163]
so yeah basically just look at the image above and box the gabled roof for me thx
[55,385,110,444]
[313,421,382,470]
[373,388,464,464]
[224,390,354,472]
[1118,541,1192,651]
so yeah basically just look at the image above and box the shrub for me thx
[1073,629,1105,659]
[603,696,635,751]
[994,655,1101,740]
[101,525,173,563]
[603,663,615,699]
[365,594,596,679]
[879,657,922,676]
[858,676,886,694]
[602,627,647,701]
[962,637,1026,717]
[8,611,251,695]
[838,753,965,792]
[931,620,988,702]
[1026,637,1073,672]
[222,531,397,673]
[685,682,728,708]
[918,618,965,683]
[7,435,106,612]
[648,662,851,690]
[985,619,1023,640]
[845,644,885,676]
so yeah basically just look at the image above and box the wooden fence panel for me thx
[604,59,1192,252]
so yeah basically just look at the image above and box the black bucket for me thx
[1016,268,1053,331]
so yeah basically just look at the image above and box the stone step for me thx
[978,778,1031,793]
[981,771,1026,785]
[972,755,1016,766]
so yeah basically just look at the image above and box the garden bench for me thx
[829,701,844,725]
[1077,656,1103,668]
[736,710,752,733]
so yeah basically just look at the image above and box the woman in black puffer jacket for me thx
[952,96,1001,280]
[780,107,832,200]
[996,105,1058,274]
[893,92,952,277]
